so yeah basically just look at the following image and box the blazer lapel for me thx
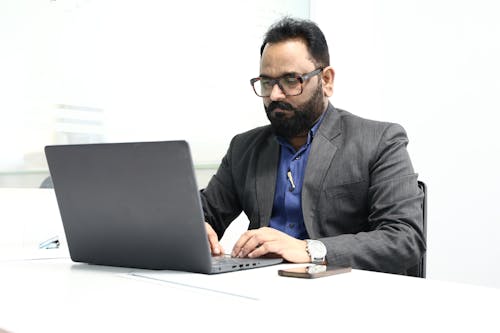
[256,136,279,227]
[302,104,342,236]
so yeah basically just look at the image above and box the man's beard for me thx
[265,84,324,138]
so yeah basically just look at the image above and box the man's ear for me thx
[322,66,335,97]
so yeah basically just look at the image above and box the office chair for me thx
[406,180,427,278]
[40,176,53,188]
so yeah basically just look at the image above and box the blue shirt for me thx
[269,113,326,240]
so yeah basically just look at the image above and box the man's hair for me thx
[260,17,330,68]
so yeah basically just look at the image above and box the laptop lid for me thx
[45,140,216,273]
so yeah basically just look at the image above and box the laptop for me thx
[44,140,282,273]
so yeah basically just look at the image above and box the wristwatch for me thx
[305,239,327,264]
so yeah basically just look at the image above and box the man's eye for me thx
[261,79,272,88]
[282,77,299,86]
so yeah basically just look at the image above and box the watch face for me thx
[308,240,326,258]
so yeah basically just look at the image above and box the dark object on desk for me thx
[406,180,427,278]
[278,265,352,279]
[44,140,282,273]
[39,235,60,249]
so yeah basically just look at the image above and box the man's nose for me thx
[269,82,286,101]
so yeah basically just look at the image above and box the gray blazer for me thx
[201,103,426,274]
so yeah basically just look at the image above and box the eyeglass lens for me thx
[254,77,302,97]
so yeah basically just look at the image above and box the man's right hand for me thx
[205,222,224,256]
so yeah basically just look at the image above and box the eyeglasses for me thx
[250,68,323,97]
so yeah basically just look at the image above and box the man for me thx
[200,17,426,274]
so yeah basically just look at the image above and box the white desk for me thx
[0,257,499,333]
[1,188,500,332]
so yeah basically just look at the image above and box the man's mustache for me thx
[266,101,295,114]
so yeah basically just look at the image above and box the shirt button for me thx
[288,223,295,228]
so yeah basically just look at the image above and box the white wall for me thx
[311,0,500,288]
[0,0,310,175]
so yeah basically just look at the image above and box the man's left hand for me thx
[231,227,310,263]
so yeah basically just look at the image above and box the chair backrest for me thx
[407,180,427,278]
[40,176,53,188]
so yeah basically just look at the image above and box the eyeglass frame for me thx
[250,67,324,97]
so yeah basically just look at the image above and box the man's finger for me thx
[231,230,254,257]
[205,222,224,255]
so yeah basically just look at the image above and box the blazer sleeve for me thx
[319,123,426,274]
[199,136,243,240]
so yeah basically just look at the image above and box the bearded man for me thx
[200,17,426,275]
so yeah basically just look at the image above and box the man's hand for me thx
[205,222,224,256]
[231,227,310,263]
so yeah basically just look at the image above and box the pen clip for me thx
[287,170,296,191]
